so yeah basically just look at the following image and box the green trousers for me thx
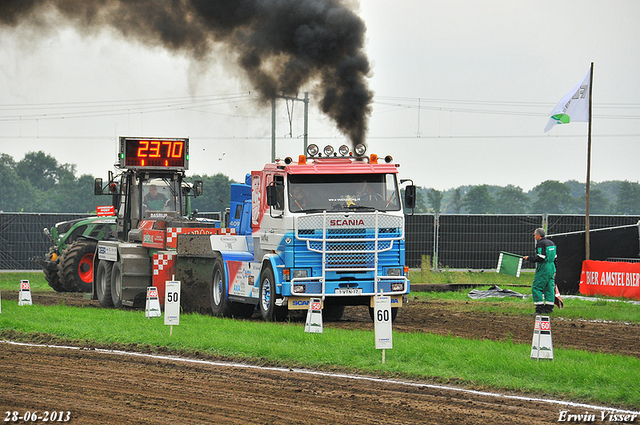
[532,269,555,305]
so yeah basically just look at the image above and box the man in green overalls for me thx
[523,228,556,314]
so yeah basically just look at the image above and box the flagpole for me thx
[585,62,594,261]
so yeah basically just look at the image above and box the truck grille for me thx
[296,213,404,270]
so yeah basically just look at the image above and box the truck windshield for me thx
[288,173,401,213]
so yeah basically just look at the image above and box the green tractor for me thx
[33,216,116,292]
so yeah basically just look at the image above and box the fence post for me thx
[433,214,439,272]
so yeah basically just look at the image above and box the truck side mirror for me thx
[194,180,203,197]
[266,185,277,207]
[266,181,284,217]
[404,185,416,210]
[94,178,103,195]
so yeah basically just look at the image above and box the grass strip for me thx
[0,300,638,409]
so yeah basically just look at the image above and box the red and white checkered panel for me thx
[152,252,176,305]
[153,253,173,275]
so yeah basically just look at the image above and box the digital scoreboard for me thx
[119,137,189,170]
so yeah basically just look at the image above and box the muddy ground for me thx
[1,291,639,424]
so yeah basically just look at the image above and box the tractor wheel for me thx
[59,240,97,293]
[258,265,287,321]
[96,260,114,308]
[111,262,123,308]
[44,255,66,292]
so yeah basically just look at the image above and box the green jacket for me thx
[529,237,556,276]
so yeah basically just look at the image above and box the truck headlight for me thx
[307,144,319,157]
[292,269,308,279]
[387,268,402,276]
[292,284,306,294]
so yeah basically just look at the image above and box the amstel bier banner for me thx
[579,260,640,301]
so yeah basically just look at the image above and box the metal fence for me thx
[2,212,639,270]
[0,213,88,270]
[0,212,221,270]
[405,214,640,270]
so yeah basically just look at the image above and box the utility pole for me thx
[271,92,309,162]
[585,62,594,260]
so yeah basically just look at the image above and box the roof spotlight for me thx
[384,155,393,163]
[323,145,334,157]
[307,144,319,157]
[338,145,350,156]
[354,143,367,156]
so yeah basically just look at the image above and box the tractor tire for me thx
[59,240,97,293]
[111,262,123,308]
[258,265,287,321]
[96,260,114,308]
[44,256,66,292]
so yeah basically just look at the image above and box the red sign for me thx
[97,205,115,216]
[580,260,640,301]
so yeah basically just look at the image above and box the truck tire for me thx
[96,260,114,308]
[258,265,287,321]
[111,262,123,308]
[210,259,231,317]
[59,239,97,293]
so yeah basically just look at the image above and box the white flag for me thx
[544,68,591,133]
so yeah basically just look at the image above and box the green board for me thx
[497,251,523,277]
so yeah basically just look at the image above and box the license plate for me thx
[334,288,362,295]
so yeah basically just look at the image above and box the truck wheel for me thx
[210,259,230,317]
[111,262,123,308]
[368,306,399,322]
[59,240,97,293]
[96,260,114,308]
[258,266,286,321]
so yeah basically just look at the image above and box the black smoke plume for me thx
[0,0,373,146]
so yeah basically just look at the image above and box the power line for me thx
[1,133,639,141]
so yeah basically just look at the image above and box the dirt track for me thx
[1,291,639,424]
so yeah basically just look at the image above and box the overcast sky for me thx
[1,0,639,192]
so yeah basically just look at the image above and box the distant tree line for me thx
[2,151,639,216]
[0,151,235,214]
[416,180,640,215]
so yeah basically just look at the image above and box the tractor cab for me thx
[94,137,204,242]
